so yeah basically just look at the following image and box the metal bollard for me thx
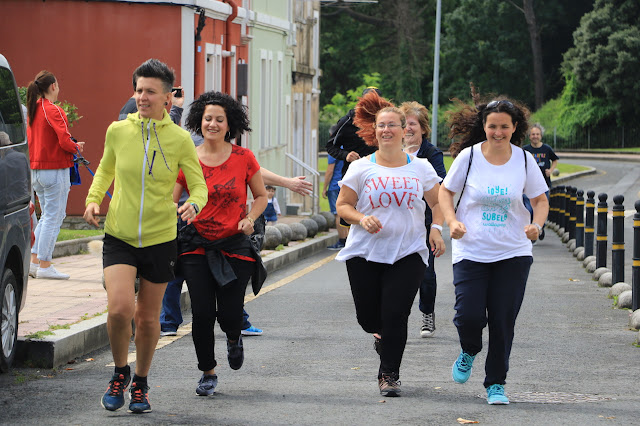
[557,185,566,231]
[564,186,571,233]
[596,193,608,269]
[584,191,595,257]
[550,187,558,225]
[611,195,625,285]
[568,186,577,241]
[575,189,585,249]
[632,200,640,311]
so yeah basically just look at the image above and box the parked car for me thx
[0,53,32,372]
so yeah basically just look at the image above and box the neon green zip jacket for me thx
[86,111,207,248]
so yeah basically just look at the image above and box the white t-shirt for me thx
[442,142,548,264]
[335,154,441,265]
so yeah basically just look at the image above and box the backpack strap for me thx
[455,145,474,212]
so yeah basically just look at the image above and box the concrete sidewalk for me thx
[16,224,339,368]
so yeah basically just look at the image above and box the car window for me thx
[0,66,26,146]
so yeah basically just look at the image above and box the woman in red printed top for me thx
[26,70,85,280]
[174,91,267,396]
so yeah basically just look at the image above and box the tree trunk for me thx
[522,0,544,109]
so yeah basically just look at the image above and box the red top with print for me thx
[177,144,260,241]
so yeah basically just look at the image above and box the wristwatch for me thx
[532,222,542,234]
[190,202,200,214]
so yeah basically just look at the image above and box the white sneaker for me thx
[36,265,70,280]
[29,262,39,278]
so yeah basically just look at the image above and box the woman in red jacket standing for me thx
[26,70,84,280]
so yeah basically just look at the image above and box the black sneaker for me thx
[378,373,401,397]
[128,381,151,414]
[101,371,131,411]
[420,312,436,338]
[196,374,218,396]
[539,228,545,241]
[227,337,244,370]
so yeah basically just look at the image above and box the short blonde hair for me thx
[399,101,430,137]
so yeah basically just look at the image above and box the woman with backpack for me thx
[439,96,549,405]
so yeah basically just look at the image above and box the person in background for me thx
[336,92,445,397]
[119,86,184,125]
[26,70,85,280]
[263,185,281,225]
[399,101,447,338]
[323,152,347,250]
[439,96,549,405]
[522,123,558,242]
[177,90,267,397]
[84,59,208,414]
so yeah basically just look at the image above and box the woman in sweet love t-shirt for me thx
[439,97,548,405]
[336,92,445,398]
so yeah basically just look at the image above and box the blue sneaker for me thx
[101,371,131,411]
[227,337,244,370]
[128,381,151,413]
[196,374,218,396]
[241,325,263,336]
[452,350,476,383]
[486,384,510,405]
[327,240,345,250]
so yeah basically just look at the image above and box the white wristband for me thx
[431,224,443,232]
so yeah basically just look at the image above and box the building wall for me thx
[1,0,183,215]
[290,0,321,214]
[247,0,295,210]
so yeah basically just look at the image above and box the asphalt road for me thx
[1,158,638,425]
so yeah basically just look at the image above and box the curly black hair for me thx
[185,91,251,141]
[448,96,530,158]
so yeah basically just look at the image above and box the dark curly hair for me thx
[185,91,251,141]
[448,94,530,158]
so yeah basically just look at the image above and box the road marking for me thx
[108,252,338,367]
[244,252,337,303]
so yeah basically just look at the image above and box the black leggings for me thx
[346,253,426,377]
[181,254,254,372]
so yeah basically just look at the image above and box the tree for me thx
[562,0,640,124]
[320,0,436,106]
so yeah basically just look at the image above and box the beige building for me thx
[289,0,322,214]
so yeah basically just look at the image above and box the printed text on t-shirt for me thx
[364,176,421,210]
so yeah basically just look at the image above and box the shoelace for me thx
[381,375,401,388]
[107,374,126,395]
[488,385,505,397]
[458,353,474,371]
[423,314,434,329]
[130,383,147,403]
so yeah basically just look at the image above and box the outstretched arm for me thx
[261,167,313,196]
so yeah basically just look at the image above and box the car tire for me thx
[0,268,19,373]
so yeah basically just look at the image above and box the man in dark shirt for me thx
[523,123,558,241]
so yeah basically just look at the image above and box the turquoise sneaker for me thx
[487,384,510,405]
[452,350,475,383]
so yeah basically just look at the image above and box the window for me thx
[0,67,26,146]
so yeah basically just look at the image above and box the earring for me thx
[226,131,231,140]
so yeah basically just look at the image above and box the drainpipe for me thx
[222,0,238,93]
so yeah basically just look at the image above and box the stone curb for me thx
[52,234,104,258]
[16,232,338,368]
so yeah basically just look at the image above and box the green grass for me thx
[56,229,104,242]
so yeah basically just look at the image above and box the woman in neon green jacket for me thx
[84,59,207,415]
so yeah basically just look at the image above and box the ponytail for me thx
[26,70,56,124]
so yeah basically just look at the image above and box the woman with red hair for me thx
[335,92,445,397]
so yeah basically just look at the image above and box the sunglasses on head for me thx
[486,100,514,109]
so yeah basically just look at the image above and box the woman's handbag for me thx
[70,155,81,185]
